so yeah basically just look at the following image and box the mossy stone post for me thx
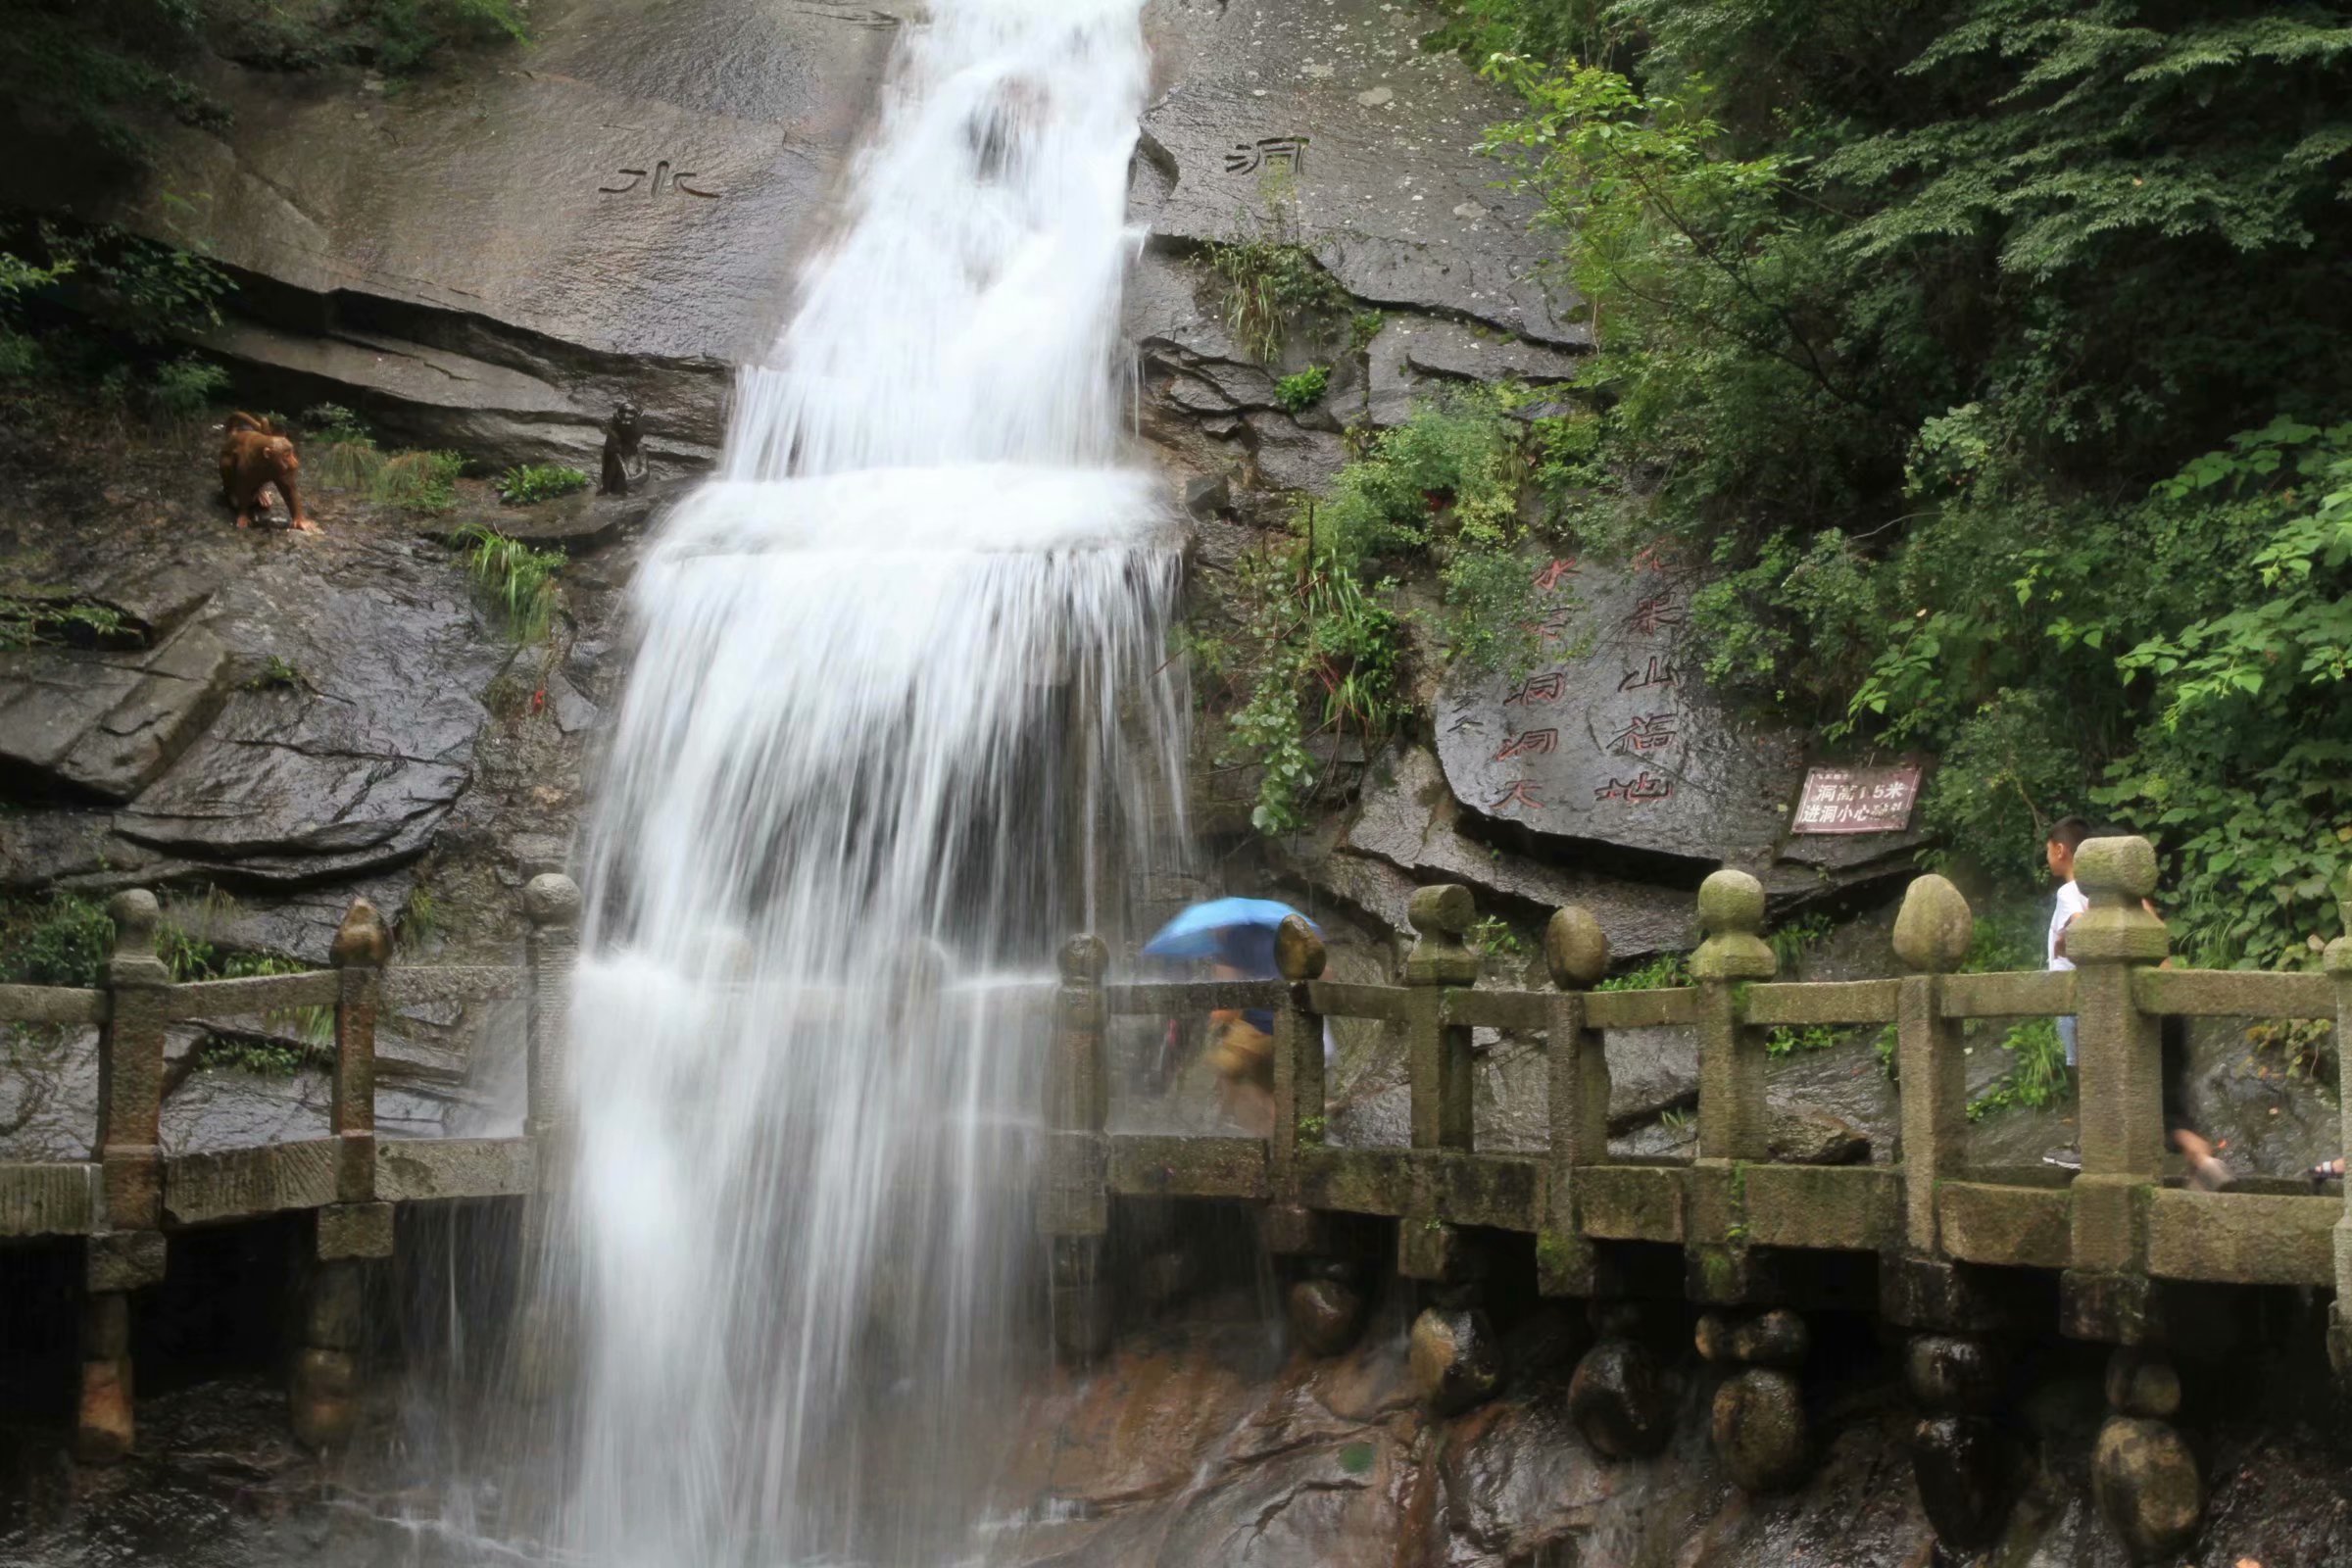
[80,890,171,1463]
[1397,884,1478,1284]
[2326,893,2352,1386]
[1889,874,2017,1552]
[1540,904,1609,1298]
[1688,869,1773,1304]
[2061,836,2201,1560]
[1047,934,1112,1364]
[1267,917,1361,1354]
[293,899,396,1451]
[2061,835,2166,1339]
[514,872,582,1403]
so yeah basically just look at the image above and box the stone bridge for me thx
[5,836,2346,1560]
[0,873,579,1459]
[1043,837,2352,1561]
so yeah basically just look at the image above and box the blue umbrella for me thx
[1141,898,1317,969]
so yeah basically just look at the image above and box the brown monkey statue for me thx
[219,413,315,532]
[599,400,646,496]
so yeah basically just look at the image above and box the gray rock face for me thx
[1344,746,1691,958]
[0,0,895,464]
[1,514,510,894]
[1366,317,1583,426]
[1435,560,1807,867]
[1138,0,1581,346]
[0,622,230,803]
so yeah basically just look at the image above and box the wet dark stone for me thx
[1409,1305,1503,1417]
[1565,1336,1671,1459]
[1910,1413,2014,1552]
[2104,1348,2183,1420]
[1286,1278,1365,1357]
[1904,1333,2004,1416]
[2091,1414,2205,1562]
[1710,1367,1808,1494]
[1731,1309,1807,1369]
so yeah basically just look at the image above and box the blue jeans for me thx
[2057,1015,2078,1068]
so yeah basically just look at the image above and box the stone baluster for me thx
[1266,916,1366,1356]
[522,873,582,1159]
[1690,869,1774,1165]
[1395,885,1498,1410]
[290,898,395,1451]
[2325,884,2352,1386]
[1046,934,1111,1364]
[1688,869,1773,1307]
[1887,873,2019,1553]
[1539,904,1609,1298]
[2061,835,2202,1561]
[79,890,171,1462]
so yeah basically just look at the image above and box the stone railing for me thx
[1043,836,2350,1562]
[0,874,578,1461]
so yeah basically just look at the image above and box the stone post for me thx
[512,873,581,1405]
[290,898,396,1451]
[1540,904,1609,1298]
[329,899,388,1203]
[1265,917,1363,1355]
[522,873,583,1159]
[2061,836,2166,1341]
[1397,883,1478,1282]
[1046,934,1111,1364]
[1888,873,2019,1553]
[95,890,168,1234]
[2325,887,2352,1384]
[1688,870,1774,1305]
[2060,836,2201,1561]
[1690,870,1774,1165]
[80,890,171,1463]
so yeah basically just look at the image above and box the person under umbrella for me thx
[1143,899,1322,1136]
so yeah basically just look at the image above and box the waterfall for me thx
[559,0,1179,1560]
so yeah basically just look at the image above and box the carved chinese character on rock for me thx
[1494,728,1559,761]
[1505,672,1567,707]
[1225,136,1308,174]
[1616,656,1676,693]
[1488,780,1545,814]
[1606,712,1678,756]
[600,160,721,199]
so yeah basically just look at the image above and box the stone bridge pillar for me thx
[79,890,171,1463]
[2061,836,2203,1562]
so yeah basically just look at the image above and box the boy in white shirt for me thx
[2046,817,2093,1067]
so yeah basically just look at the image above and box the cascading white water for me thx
[560,0,1179,1561]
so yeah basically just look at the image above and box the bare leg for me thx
[2172,1128,2228,1191]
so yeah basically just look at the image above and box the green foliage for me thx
[0,597,131,653]
[1767,912,1834,971]
[348,0,529,74]
[1274,366,1330,415]
[0,894,115,988]
[1466,0,2352,968]
[148,354,226,420]
[1201,232,1348,364]
[1595,951,1690,991]
[1764,1023,1839,1058]
[242,655,306,693]
[496,463,591,506]
[369,449,466,514]
[398,885,440,951]
[1968,1018,2071,1121]
[455,523,565,644]
[303,404,371,446]
[1191,537,1404,834]
[1466,915,1528,959]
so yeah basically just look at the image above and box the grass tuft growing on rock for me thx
[496,464,591,506]
[455,522,565,643]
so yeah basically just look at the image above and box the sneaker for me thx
[2042,1148,2082,1172]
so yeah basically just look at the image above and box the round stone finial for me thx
[523,873,582,929]
[1058,933,1107,983]
[1407,884,1475,937]
[330,898,392,967]
[1544,905,1610,990]
[1892,873,1974,973]
[107,889,160,957]
[2074,836,2158,903]
[1696,870,1766,938]
[1274,915,1326,982]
